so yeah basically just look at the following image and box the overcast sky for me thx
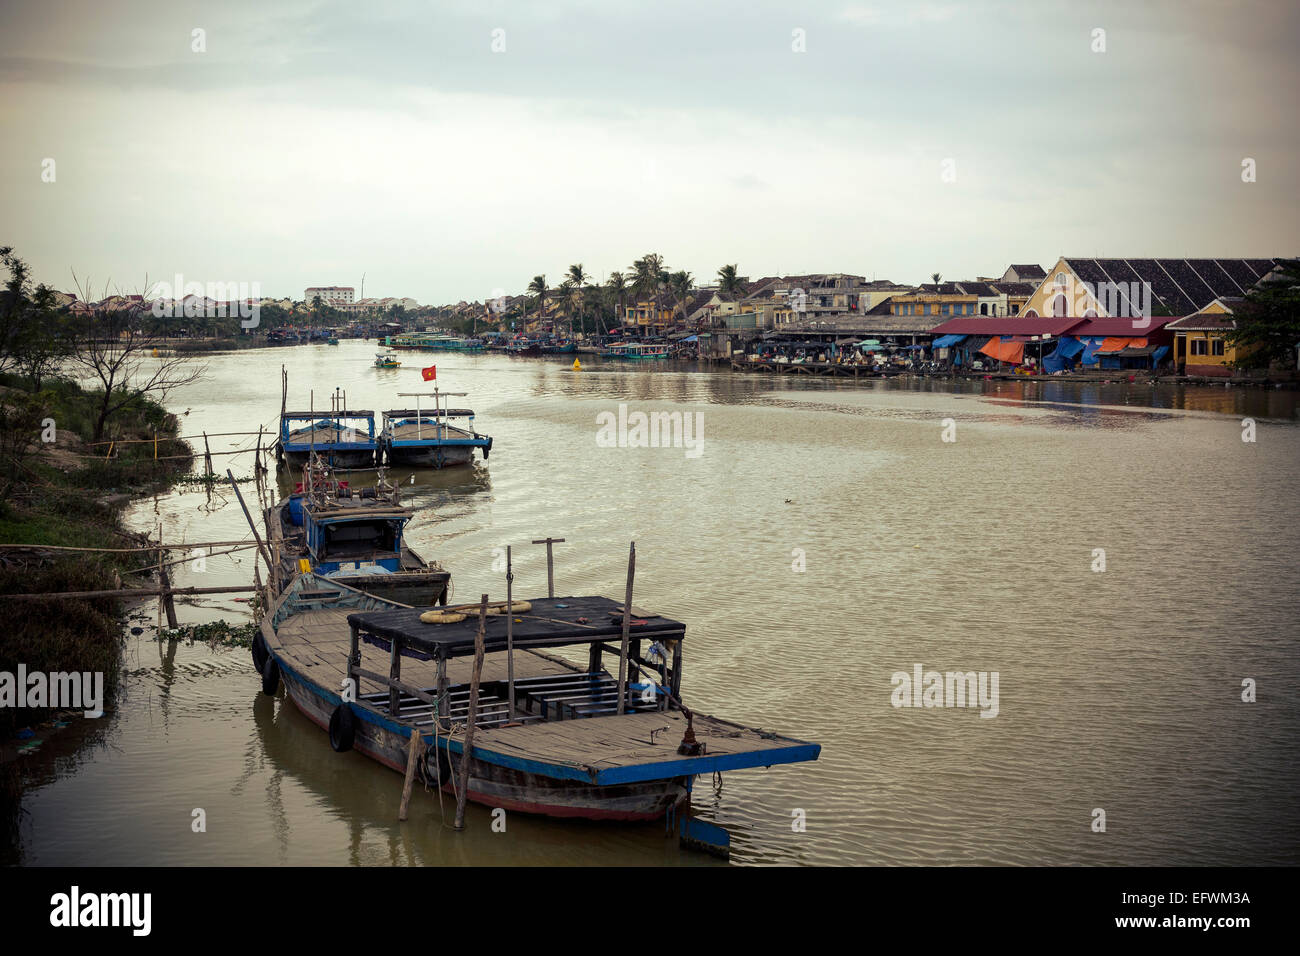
[1,0,1297,303]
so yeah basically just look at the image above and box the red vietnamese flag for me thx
[421,365,436,381]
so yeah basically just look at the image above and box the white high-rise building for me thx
[304,286,355,306]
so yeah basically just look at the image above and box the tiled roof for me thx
[1008,264,1047,279]
[1061,258,1284,316]
[1165,313,1237,331]
[928,316,1078,336]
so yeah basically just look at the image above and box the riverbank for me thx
[0,374,193,859]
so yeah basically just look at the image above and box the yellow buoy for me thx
[572,358,581,371]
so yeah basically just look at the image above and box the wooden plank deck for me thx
[475,710,798,771]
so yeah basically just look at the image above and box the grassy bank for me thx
[0,373,193,740]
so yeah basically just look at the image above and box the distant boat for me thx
[266,455,449,606]
[374,352,401,368]
[387,332,485,352]
[603,342,670,361]
[381,388,492,468]
[505,336,542,357]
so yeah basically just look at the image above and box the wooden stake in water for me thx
[399,728,422,822]
[453,594,489,830]
[617,541,635,715]
[506,546,515,718]
[531,537,566,599]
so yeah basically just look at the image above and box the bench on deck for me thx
[358,670,663,727]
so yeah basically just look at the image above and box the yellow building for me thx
[624,298,675,331]
[890,283,977,319]
[1166,298,1250,376]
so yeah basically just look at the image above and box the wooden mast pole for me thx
[617,541,635,714]
[506,546,515,717]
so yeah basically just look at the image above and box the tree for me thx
[669,270,694,325]
[68,275,206,442]
[527,275,548,327]
[1227,259,1300,369]
[629,254,666,333]
[717,263,744,295]
[607,271,628,330]
[565,264,587,337]
[0,247,69,390]
[931,272,942,287]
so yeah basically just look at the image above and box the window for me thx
[1191,338,1208,356]
[1054,272,1067,288]
[1212,338,1225,356]
[1052,294,1068,317]
[1023,308,1036,317]
[980,303,988,315]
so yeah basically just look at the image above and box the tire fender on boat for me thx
[329,704,356,752]
[252,632,268,673]
[261,656,280,696]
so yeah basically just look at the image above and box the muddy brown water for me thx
[13,342,1300,865]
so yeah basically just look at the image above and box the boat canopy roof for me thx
[383,408,475,418]
[282,410,375,419]
[347,596,685,658]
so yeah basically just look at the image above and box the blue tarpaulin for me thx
[932,334,967,348]
[1042,336,1086,373]
[1078,336,1107,366]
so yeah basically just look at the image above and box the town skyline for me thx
[3,0,1298,305]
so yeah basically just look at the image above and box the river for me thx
[14,341,1300,865]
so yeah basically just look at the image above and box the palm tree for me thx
[527,275,548,329]
[931,272,942,288]
[607,271,628,330]
[566,263,587,337]
[669,270,694,326]
[717,264,744,295]
[629,254,666,334]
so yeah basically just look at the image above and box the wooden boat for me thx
[277,408,379,469]
[505,336,542,357]
[388,333,485,352]
[381,388,492,469]
[253,567,821,827]
[374,352,401,368]
[266,455,450,606]
[602,342,670,361]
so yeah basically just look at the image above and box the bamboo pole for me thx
[531,537,565,598]
[225,469,275,576]
[156,525,164,628]
[399,729,422,822]
[617,541,635,715]
[453,594,489,830]
[0,584,259,601]
[0,540,258,553]
[506,546,514,718]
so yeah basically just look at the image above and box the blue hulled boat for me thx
[253,553,821,840]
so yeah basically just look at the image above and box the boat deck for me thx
[474,710,801,775]
[386,421,476,443]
